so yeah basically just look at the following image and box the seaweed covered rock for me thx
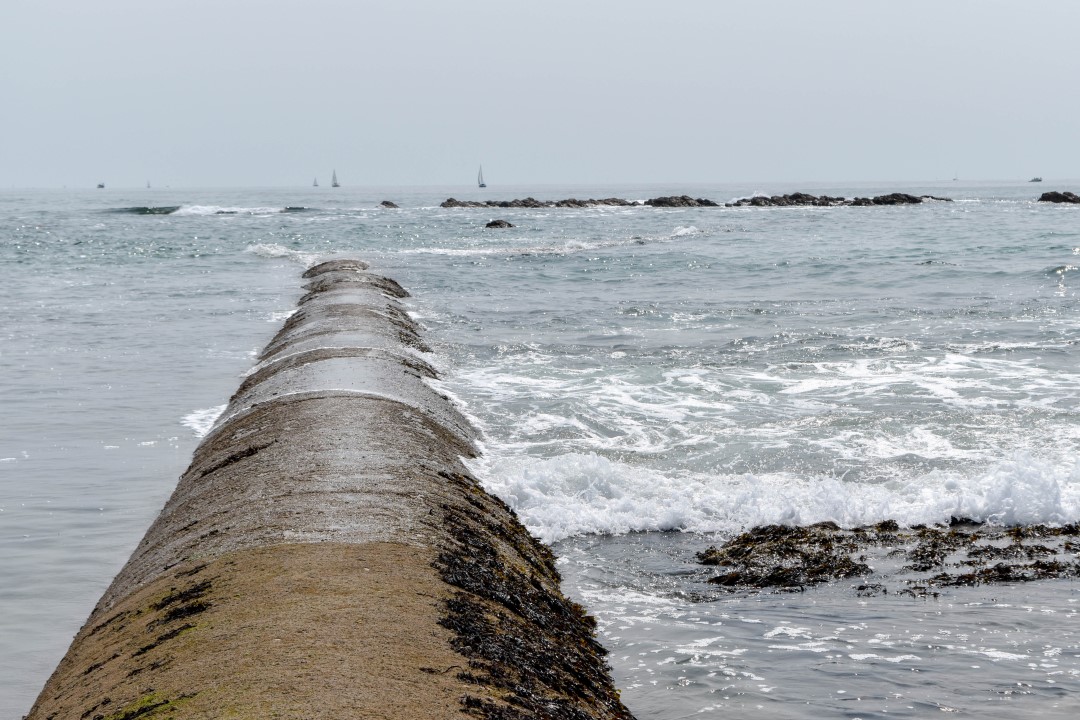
[698,520,1080,595]
[697,522,873,590]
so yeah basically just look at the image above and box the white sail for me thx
[478,165,486,188]
[331,170,340,188]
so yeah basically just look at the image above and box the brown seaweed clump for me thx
[698,520,1080,595]
[697,521,875,591]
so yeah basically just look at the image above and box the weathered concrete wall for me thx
[29,260,634,720]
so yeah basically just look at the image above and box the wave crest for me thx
[244,243,320,266]
[108,206,180,215]
[471,451,1080,543]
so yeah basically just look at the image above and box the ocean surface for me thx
[2,181,1079,718]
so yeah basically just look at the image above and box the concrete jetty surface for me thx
[28,260,634,720]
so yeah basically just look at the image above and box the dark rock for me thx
[727,193,848,208]
[379,200,400,208]
[645,195,719,207]
[441,198,483,208]
[726,192,949,208]
[1039,191,1080,204]
[870,192,924,205]
[484,219,514,228]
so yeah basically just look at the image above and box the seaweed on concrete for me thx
[433,471,635,720]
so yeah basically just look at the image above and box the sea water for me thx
[1,182,1079,717]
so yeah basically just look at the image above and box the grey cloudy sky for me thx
[2,0,1078,188]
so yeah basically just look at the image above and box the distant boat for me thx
[146,181,151,189]
[1029,177,1043,183]
[478,165,487,188]
[313,177,319,187]
[331,170,340,188]
[96,182,105,189]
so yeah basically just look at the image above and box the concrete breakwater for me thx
[28,260,634,720]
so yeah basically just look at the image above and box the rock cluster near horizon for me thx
[441,193,955,209]
[725,192,952,207]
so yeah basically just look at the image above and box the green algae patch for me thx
[100,691,194,720]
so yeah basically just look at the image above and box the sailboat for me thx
[331,170,340,188]
[313,177,319,187]
[477,165,487,188]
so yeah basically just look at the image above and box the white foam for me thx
[469,450,1080,544]
[173,205,284,216]
[181,405,226,438]
[399,237,624,258]
[244,243,319,267]
[267,309,297,323]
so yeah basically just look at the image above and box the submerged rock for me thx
[697,522,872,591]
[484,219,514,228]
[698,520,1080,594]
[379,200,400,208]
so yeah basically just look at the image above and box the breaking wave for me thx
[244,243,320,266]
[108,206,181,215]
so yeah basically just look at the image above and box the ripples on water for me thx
[1,183,1078,717]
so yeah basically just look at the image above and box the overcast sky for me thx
[2,0,1078,188]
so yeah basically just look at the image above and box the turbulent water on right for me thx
[419,183,1080,718]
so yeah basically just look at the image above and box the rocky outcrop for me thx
[727,192,847,207]
[1038,191,1080,203]
[380,200,400,208]
[726,192,953,208]
[850,192,925,206]
[27,260,634,720]
[644,195,719,207]
[485,219,514,228]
